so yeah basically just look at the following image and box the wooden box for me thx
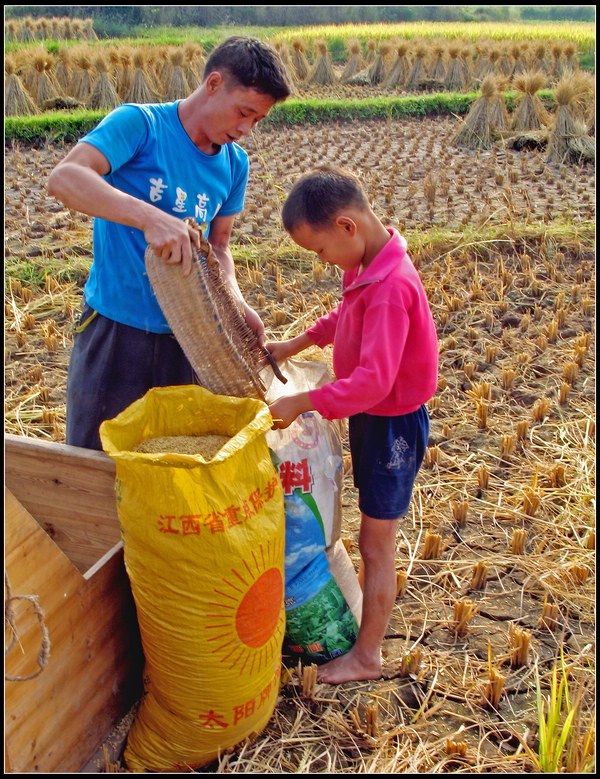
[4,434,143,773]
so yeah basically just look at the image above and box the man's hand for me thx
[143,215,201,277]
[243,303,266,346]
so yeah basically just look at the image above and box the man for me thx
[47,36,292,449]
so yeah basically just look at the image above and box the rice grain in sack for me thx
[100,385,285,772]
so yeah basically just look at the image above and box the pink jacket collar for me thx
[343,228,408,293]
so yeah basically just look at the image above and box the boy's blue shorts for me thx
[349,405,430,519]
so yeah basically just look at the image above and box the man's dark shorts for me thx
[66,303,197,450]
[349,405,430,519]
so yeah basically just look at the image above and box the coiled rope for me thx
[5,572,50,681]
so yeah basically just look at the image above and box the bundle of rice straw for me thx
[50,19,62,40]
[578,70,596,133]
[546,72,595,164]
[474,43,489,79]
[511,71,550,132]
[153,45,171,87]
[5,20,18,42]
[42,95,84,111]
[510,43,528,78]
[69,49,96,102]
[383,41,410,88]
[339,39,363,84]
[550,43,574,82]
[291,39,310,82]
[88,54,121,110]
[497,43,512,77]
[530,43,549,75]
[344,67,372,87]
[272,40,298,92]
[550,43,566,81]
[83,18,98,41]
[489,77,510,131]
[562,42,579,74]
[505,130,548,152]
[62,19,73,40]
[404,43,428,92]
[33,53,62,107]
[451,74,500,150]
[305,40,336,86]
[117,49,134,99]
[106,47,122,89]
[444,45,466,92]
[367,41,391,85]
[4,56,39,116]
[21,18,36,43]
[145,48,164,93]
[53,47,73,93]
[163,48,191,101]
[18,46,40,93]
[460,46,474,89]
[71,19,84,40]
[430,42,446,82]
[37,18,50,40]
[126,49,161,103]
[273,40,294,74]
[183,42,205,92]
[477,47,500,81]
[365,39,376,64]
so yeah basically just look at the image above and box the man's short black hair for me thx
[282,165,370,233]
[203,36,292,102]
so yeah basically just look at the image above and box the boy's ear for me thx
[335,215,357,234]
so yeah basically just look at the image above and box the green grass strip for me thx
[230,219,595,268]
[4,110,108,145]
[5,89,560,143]
[267,92,475,124]
[5,219,594,291]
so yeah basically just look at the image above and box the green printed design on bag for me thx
[285,577,359,662]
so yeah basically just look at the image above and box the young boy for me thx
[47,36,291,450]
[266,165,438,684]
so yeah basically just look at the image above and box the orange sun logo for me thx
[205,540,285,674]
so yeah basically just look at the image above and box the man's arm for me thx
[209,213,265,342]
[47,142,199,273]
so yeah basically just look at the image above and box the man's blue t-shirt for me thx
[79,101,249,333]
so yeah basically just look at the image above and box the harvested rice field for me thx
[4,112,595,773]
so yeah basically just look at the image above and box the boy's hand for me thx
[263,333,315,367]
[263,340,295,364]
[269,392,313,429]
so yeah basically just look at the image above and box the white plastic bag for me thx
[264,358,362,663]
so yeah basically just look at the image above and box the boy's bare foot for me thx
[316,648,382,684]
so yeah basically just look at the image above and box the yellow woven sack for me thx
[100,385,285,772]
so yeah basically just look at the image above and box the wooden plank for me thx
[5,434,121,573]
[5,488,143,773]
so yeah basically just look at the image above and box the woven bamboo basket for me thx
[145,219,285,400]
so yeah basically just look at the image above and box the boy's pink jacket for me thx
[306,228,438,421]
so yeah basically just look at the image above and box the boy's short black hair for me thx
[282,165,370,233]
[203,36,292,102]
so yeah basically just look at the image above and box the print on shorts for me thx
[385,435,410,469]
